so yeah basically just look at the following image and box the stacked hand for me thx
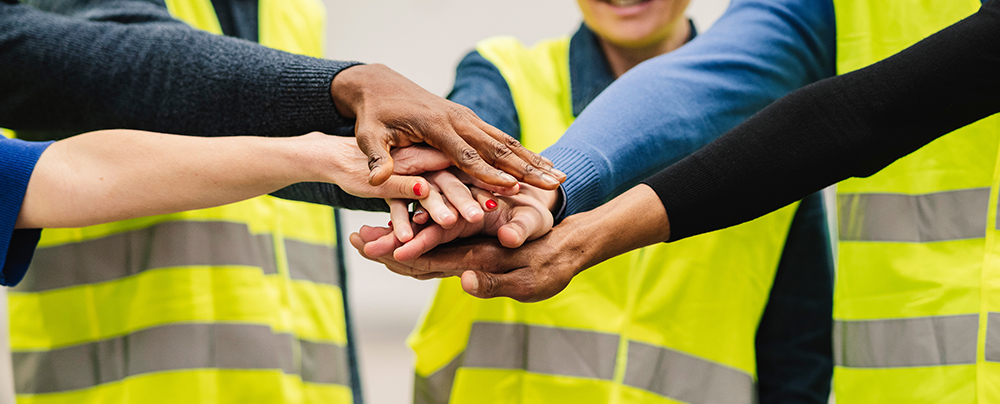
[330,64,566,190]
[350,169,557,277]
[350,183,670,303]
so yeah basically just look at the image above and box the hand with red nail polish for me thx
[312,138,454,202]
[355,182,555,267]
[350,185,669,303]
[384,167,521,242]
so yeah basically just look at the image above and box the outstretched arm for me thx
[361,0,1000,302]
[649,0,1000,241]
[0,1,562,191]
[14,131,439,229]
[541,0,836,216]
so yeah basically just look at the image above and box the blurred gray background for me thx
[323,1,731,403]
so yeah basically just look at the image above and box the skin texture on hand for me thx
[313,138,455,201]
[352,184,670,302]
[350,182,556,278]
[328,64,567,190]
[386,168,521,242]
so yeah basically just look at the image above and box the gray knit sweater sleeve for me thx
[0,0,359,138]
[0,0,389,210]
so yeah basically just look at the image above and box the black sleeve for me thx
[644,0,1000,241]
[0,1,358,138]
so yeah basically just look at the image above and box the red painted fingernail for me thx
[388,221,393,227]
[485,200,497,210]
[413,183,422,197]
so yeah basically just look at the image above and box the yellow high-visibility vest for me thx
[979,137,1000,402]
[7,1,352,403]
[832,1,1000,402]
[408,36,801,404]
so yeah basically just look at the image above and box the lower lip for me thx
[600,0,654,17]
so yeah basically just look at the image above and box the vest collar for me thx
[569,20,697,117]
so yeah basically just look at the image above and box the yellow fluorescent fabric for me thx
[832,0,1000,402]
[409,36,799,404]
[980,137,1000,402]
[8,1,352,403]
[13,370,351,404]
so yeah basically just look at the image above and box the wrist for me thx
[547,212,603,278]
[290,133,354,184]
[329,64,375,119]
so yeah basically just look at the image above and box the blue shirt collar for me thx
[569,20,697,117]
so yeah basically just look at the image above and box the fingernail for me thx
[551,168,566,178]
[499,172,517,184]
[466,207,481,219]
[468,273,479,294]
[440,211,454,222]
[485,200,497,210]
[387,220,393,227]
[413,183,423,197]
[541,173,559,186]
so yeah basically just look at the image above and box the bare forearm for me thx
[16,130,320,228]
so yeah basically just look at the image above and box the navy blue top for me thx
[1,137,51,287]
[448,21,833,404]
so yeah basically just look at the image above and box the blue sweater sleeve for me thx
[542,0,836,215]
[447,50,522,141]
[1,138,52,287]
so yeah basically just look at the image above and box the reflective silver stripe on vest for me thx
[14,222,340,292]
[15,221,277,292]
[623,341,755,404]
[464,322,618,380]
[285,239,339,286]
[413,353,464,404]
[12,323,349,394]
[833,315,978,367]
[414,322,755,404]
[987,312,1000,363]
[838,188,990,242]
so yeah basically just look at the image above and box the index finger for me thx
[475,121,567,187]
[451,122,565,191]
[423,126,521,189]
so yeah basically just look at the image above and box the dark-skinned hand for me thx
[329,64,566,190]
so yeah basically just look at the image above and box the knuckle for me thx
[503,136,524,149]
[530,154,548,167]
[493,141,513,160]
[521,163,536,176]
[368,154,383,170]
[482,273,501,296]
[459,147,481,165]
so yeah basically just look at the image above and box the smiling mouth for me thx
[601,0,653,6]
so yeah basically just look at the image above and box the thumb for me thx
[355,126,395,186]
[461,269,565,303]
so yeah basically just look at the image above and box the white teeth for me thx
[605,0,650,6]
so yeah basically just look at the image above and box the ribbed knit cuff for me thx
[278,58,364,132]
[0,138,51,286]
[542,147,602,218]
